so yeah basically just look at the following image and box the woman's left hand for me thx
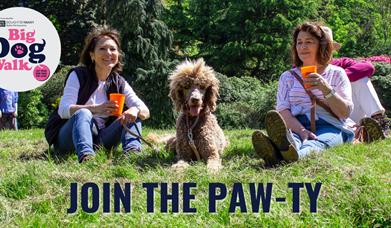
[304,73,332,95]
[120,107,139,125]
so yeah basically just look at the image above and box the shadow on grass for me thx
[222,145,291,170]
[14,136,280,171]
[17,140,52,161]
[113,147,176,170]
[41,143,176,168]
[18,150,50,161]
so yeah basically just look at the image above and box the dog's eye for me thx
[199,85,207,90]
[183,89,190,97]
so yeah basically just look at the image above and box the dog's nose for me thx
[190,97,200,103]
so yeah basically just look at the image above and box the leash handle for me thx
[121,122,155,149]
[114,117,158,152]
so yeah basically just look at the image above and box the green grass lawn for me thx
[0,128,390,226]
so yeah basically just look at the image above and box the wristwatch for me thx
[324,88,336,99]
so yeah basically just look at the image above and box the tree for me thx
[2,1,176,127]
[105,0,175,127]
[164,0,323,81]
[0,0,99,65]
[320,0,391,57]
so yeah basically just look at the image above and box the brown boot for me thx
[252,130,282,166]
[265,110,299,162]
[371,113,390,137]
[360,117,385,143]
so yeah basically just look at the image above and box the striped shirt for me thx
[276,64,353,119]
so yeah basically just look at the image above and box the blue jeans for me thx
[54,108,142,162]
[292,115,349,159]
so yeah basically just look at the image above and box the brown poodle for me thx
[168,58,228,173]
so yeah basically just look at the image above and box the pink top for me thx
[276,64,353,118]
[331,57,375,82]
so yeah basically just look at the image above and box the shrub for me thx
[132,60,177,128]
[18,89,49,129]
[39,65,74,111]
[216,73,277,129]
[371,62,391,115]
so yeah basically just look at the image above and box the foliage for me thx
[164,0,391,81]
[18,89,49,129]
[2,1,176,128]
[164,0,323,81]
[321,0,391,57]
[0,0,100,65]
[39,65,74,111]
[2,0,391,128]
[104,0,175,128]
[371,62,391,115]
[216,73,277,129]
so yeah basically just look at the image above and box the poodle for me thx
[168,58,228,173]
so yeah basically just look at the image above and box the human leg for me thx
[266,112,345,161]
[0,114,15,130]
[351,77,390,136]
[0,116,4,130]
[350,77,385,122]
[100,119,142,153]
[295,119,344,158]
[252,130,282,166]
[265,110,298,162]
[12,117,17,130]
[54,108,96,162]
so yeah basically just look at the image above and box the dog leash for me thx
[113,118,159,152]
[186,115,201,160]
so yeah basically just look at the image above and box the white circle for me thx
[0,7,61,92]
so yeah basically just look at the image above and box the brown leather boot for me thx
[360,117,385,143]
[371,113,390,137]
[265,110,299,162]
[252,130,282,167]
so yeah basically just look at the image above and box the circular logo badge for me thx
[0,7,61,92]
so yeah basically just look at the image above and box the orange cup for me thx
[301,66,317,89]
[109,93,125,116]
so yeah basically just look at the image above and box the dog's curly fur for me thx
[168,58,228,173]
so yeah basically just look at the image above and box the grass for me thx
[0,128,390,226]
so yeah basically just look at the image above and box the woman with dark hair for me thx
[252,22,360,166]
[45,26,149,163]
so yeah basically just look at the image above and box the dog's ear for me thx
[169,87,185,112]
[204,84,219,113]
[176,89,186,112]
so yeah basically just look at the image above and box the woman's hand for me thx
[304,73,332,95]
[92,101,118,116]
[303,72,351,119]
[297,128,318,141]
[120,107,139,125]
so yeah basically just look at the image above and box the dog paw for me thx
[207,159,222,174]
[171,160,189,172]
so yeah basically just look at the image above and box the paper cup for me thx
[109,93,125,116]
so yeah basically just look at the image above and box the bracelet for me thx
[324,88,336,99]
